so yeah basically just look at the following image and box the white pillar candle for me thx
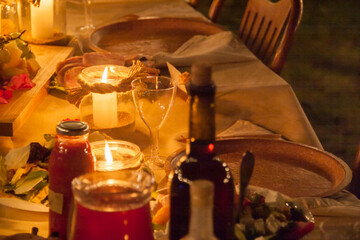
[92,67,118,129]
[31,0,54,40]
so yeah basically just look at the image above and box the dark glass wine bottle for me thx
[169,64,235,240]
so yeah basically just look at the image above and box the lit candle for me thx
[31,0,54,40]
[98,140,116,171]
[92,67,118,129]
[95,141,125,171]
[93,140,142,172]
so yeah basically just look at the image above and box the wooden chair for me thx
[349,141,360,198]
[238,0,303,74]
[187,0,226,23]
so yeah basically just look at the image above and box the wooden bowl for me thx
[166,138,352,198]
[88,17,225,57]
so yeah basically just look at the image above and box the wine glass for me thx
[131,76,177,168]
[68,0,95,33]
[80,0,95,32]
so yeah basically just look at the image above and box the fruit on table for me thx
[0,32,40,82]
[2,41,23,69]
[152,204,170,225]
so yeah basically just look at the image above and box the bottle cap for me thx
[191,64,212,86]
[190,180,214,206]
[56,121,89,136]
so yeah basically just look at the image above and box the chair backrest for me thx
[187,0,226,23]
[208,0,226,22]
[187,0,201,8]
[238,0,303,74]
[350,141,360,198]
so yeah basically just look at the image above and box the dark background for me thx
[197,0,360,168]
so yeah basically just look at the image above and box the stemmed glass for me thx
[80,0,95,32]
[131,76,177,168]
[68,0,95,33]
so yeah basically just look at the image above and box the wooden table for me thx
[0,0,359,239]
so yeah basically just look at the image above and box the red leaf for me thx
[4,90,12,99]
[8,74,36,90]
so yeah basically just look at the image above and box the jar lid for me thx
[56,121,89,136]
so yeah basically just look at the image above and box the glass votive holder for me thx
[0,1,19,35]
[16,0,67,45]
[79,65,136,137]
[91,140,143,172]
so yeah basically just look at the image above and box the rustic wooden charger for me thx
[165,138,352,198]
[88,17,224,57]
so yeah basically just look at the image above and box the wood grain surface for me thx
[0,45,73,136]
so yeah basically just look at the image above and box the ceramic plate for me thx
[166,138,352,198]
[0,197,48,212]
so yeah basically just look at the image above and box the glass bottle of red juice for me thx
[48,121,95,240]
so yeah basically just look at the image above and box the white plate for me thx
[0,197,48,212]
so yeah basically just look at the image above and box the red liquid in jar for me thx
[70,185,154,240]
[49,137,94,239]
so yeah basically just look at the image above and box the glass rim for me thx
[91,140,143,170]
[131,75,177,91]
[71,170,155,195]
[71,170,155,212]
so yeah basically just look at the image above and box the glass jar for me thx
[16,0,67,44]
[91,140,143,172]
[69,170,155,240]
[0,1,19,35]
[78,65,137,138]
[48,121,95,239]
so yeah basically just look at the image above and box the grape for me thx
[0,49,11,64]
[17,41,30,58]
[9,32,21,39]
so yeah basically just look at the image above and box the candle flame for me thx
[104,141,114,164]
[102,67,108,83]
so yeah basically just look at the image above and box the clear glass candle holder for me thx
[91,140,143,172]
[78,65,137,137]
[0,1,19,35]
[16,0,67,44]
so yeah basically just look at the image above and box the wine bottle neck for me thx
[188,83,215,157]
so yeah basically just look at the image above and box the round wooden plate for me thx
[165,138,352,198]
[88,17,225,57]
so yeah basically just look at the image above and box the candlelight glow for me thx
[102,67,108,83]
[92,66,118,129]
[104,140,114,164]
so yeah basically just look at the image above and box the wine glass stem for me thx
[149,127,160,161]
[83,0,93,28]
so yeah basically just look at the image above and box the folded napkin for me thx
[217,120,282,139]
[151,31,256,67]
[293,190,360,217]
